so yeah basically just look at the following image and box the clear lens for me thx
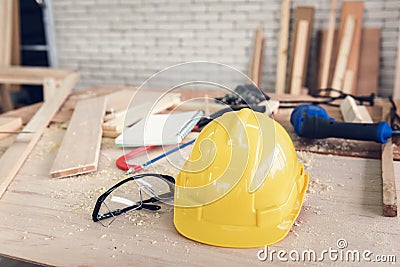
[98,181,142,227]
[136,175,174,205]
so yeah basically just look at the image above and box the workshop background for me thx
[52,0,399,95]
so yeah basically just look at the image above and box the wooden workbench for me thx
[0,88,399,266]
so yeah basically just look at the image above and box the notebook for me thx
[115,110,203,147]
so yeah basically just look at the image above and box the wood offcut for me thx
[381,105,398,217]
[50,96,107,178]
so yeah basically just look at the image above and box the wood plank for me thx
[287,6,314,92]
[49,96,106,178]
[0,0,12,65]
[331,15,355,91]
[61,86,137,111]
[393,19,400,99]
[11,0,20,67]
[249,25,263,87]
[381,104,398,217]
[339,1,364,93]
[0,72,79,199]
[290,20,309,95]
[0,85,13,111]
[320,0,337,89]
[356,28,380,96]
[257,37,265,88]
[316,29,338,89]
[0,117,22,140]
[343,69,354,93]
[0,0,14,111]
[0,66,71,85]
[43,78,59,102]
[10,0,21,93]
[275,0,291,94]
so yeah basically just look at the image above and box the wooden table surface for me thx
[0,87,399,266]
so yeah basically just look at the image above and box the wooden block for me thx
[320,0,337,89]
[340,95,372,123]
[275,0,291,94]
[339,1,364,93]
[290,20,309,95]
[103,130,120,138]
[332,15,356,91]
[356,28,380,96]
[0,72,79,198]
[50,96,106,178]
[249,25,263,87]
[393,20,400,99]
[0,117,22,140]
[287,6,314,92]
[381,104,397,217]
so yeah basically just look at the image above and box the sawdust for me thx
[30,125,63,158]
[307,178,334,194]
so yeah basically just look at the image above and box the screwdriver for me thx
[290,104,400,144]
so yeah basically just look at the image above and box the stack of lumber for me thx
[0,67,79,198]
[315,1,381,96]
[0,67,184,197]
[273,0,381,97]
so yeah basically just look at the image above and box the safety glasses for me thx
[92,173,175,227]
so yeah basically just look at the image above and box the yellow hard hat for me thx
[174,108,309,248]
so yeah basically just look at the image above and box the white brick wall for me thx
[53,0,400,96]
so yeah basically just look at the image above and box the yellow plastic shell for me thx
[174,108,309,248]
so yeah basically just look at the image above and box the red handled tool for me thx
[115,145,155,171]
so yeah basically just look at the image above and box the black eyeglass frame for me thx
[92,173,175,222]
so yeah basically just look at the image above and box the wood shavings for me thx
[307,178,334,194]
